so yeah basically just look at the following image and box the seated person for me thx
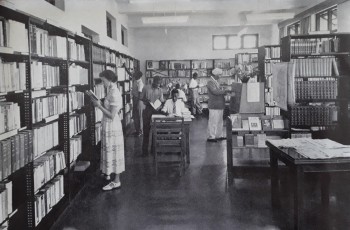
[161,89,189,117]
[175,83,187,102]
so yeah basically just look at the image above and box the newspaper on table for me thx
[268,138,350,159]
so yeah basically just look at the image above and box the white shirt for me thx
[161,99,189,116]
[177,89,187,102]
[189,78,198,89]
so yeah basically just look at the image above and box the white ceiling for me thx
[114,0,326,28]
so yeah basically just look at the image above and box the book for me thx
[242,119,249,130]
[85,90,99,101]
[248,117,262,131]
[261,116,272,130]
[272,116,284,129]
[230,114,242,129]
[149,99,162,110]
[244,134,254,146]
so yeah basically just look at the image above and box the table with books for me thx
[266,138,350,230]
[226,113,289,183]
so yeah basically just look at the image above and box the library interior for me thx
[1,0,350,229]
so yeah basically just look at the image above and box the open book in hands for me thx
[85,90,99,101]
[149,99,162,110]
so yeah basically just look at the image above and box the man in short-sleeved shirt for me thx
[131,70,145,136]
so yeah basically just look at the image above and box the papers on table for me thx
[268,138,350,159]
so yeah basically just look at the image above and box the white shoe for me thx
[102,182,121,191]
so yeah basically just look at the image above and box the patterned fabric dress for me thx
[100,83,125,175]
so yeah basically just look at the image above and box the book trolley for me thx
[0,5,139,230]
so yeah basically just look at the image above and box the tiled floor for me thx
[51,116,350,230]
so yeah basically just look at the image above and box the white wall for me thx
[338,0,350,32]
[130,25,278,75]
[3,0,132,55]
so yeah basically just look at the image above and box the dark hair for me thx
[134,70,143,80]
[193,72,198,79]
[99,70,117,82]
[175,83,180,89]
[171,89,179,97]
[152,76,161,88]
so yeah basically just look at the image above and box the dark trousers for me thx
[142,105,154,155]
[133,98,143,133]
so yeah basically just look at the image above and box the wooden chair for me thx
[152,117,186,176]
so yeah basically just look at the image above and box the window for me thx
[316,6,337,32]
[287,21,300,35]
[121,25,128,47]
[242,34,258,49]
[213,34,251,50]
[106,11,117,40]
[44,0,65,11]
[81,25,100,43]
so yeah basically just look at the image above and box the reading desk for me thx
[266,139,350,230]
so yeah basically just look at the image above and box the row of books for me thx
[215,61,234,69]
[0,60,26,93]
[295,79,338,100]
[32,94,67,123]
[264,60,281,75]
[30,25,67,59]
[69,113,87,137]
[31,61,60,89]
[34,174,64,226]
[291,133,312,139]
[106,65,116,73]
[198,95,209,103]
[95,108,103,123]
[290,38,339,55]
[265,89,274,106]
[192,61,212,69]
[0,19,28,53]
[264,47,280,59]
[34,150,66,193]
[68,65,88,85]
[290,105,337,126]
[169,62,189,70]
[170,70,191,78]
[232,133,267,147]
[0,180,12,224]
[33,122,59,159]
[0,102,21,135]
[230,114,285,131]
[68,91,84,112]
[92,46,106,63]
[92,64,104,79]
[291,57,338,77]
[70,135,82,164]
[236,53,258,65]
[0,130,33,181]
[265,106,281,117]
[67,39,86,61]
[218,77,234,85]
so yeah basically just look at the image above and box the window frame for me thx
[316,6,337,32]
[287,21,301,35]
[121,25,128,47]
[212,34,257,50]
[241,34,259,49]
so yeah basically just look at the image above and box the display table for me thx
[151,115,192,164]
[266,139,350,230]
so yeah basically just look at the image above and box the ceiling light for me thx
[246,12,295,22]
[142,15,189,24]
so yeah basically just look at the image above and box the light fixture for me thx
[141,15,189,24]
[246,12,295,22]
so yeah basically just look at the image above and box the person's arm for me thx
[207,81,226,95]
[92,99,119,120]
[161,100,170,115]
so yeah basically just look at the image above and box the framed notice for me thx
[146,61,153,70]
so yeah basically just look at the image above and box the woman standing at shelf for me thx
[92,70,125,191]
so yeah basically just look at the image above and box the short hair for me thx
[134,70,143,80]
[193,72,198,79]
[99,70,117,82]
[153,75,161,84]
[175,83,180,89]
[171,89,179,97]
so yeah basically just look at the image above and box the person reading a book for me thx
[90,70,125,191]
[122,63,145,137]
[189,72,202,116]
[161,89,189,116]
[141,75,164,156]
[207,68,226,142]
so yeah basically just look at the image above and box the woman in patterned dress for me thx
[92,70,125,191]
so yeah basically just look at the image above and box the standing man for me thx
[188,72,202,116]
[207,68,226,142]
[141,76,164,156]
[123,64,145,136]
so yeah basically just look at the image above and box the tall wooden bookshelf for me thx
[280,33,350,143]
[0,5,138,230]
[145,58,235,109]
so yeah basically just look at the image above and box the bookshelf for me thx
[0,5,139,230]
[145,58,235,109]
[280,34,350,143]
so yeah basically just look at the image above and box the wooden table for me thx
[151,115,191,164]
[266,140,350,230]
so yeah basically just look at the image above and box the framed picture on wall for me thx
[147,61,153,70]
